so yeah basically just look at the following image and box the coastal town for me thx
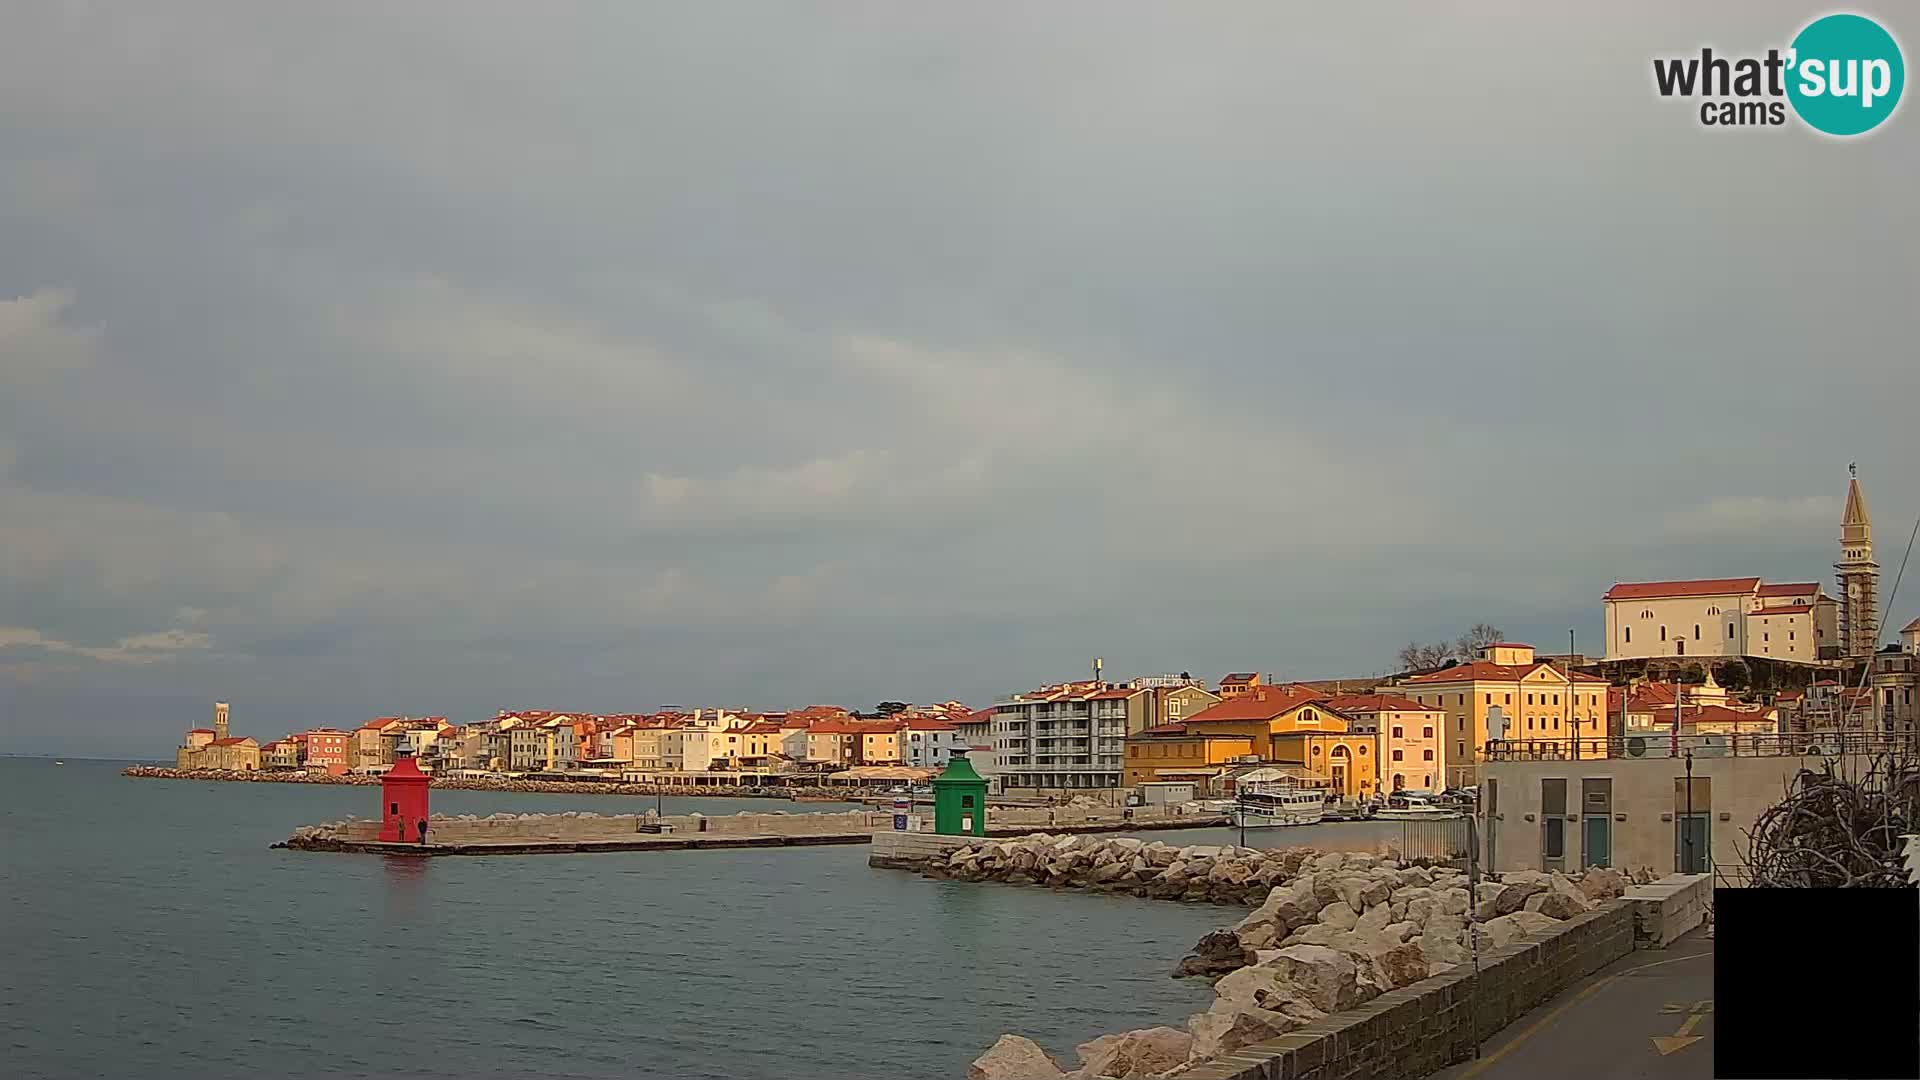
[150,473,1920,857]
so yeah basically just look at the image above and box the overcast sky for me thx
[3,3,1915,756]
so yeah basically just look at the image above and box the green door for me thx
[1676,816,1710,873]
[1583,815,1611,868]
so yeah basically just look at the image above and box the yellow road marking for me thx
[1450,950,1709,1079]
[1652,1012,1707,1055]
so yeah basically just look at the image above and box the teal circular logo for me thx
[1786,14,1905,136]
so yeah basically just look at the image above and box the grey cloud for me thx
[1,2,1916,755]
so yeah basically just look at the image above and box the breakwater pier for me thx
[278,805,1230,856]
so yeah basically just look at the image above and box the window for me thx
[1456,741,1466,758]
[1392,749,1404,761]
[1764,633,1769,642]
[1423,749,1434,760]
[1457,694,1465,706]
[1728,623,1735,639]
[1552,694,1559,706]
[1642,609,1654,619]
[1357,745,1367,755]
[1527,718,1535,730]
[1425,774,1433,788]
[1527,693,1535,705]
[1485,694,1492,704]
[1625,627,1631,643]
[1392,725,1403,738]
[1545,818,1565,859]
[1422,726,1433,738]
[1693,625,1701,640]
[1707,606,1720,616]
[1790,631,1795,641]
[1505,694,1512,704]
[1660,626,1667,641]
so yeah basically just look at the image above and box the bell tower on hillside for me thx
[214,701,230,742]
[1836,465,1879,658]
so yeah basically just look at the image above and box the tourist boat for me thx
[1373,792,1463,820]
[1228,783,1328,828]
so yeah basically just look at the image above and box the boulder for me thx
[1436,888,1470,916]
[1209,965,1327,1023]
[1418,932,1469,969]
[1353,902,1393,938]
[1533,878,1591,920]
[1075,1026,1193,1078]
[1172,931,1254,978]
[1186,1007,1302,1061]
[1209,859,1253,886]
[969,1035,1065,1080]
[1482,911,1561,949]
[1493,881,1546,916]
[1311,851,1347,872]
[1375,940,1429,989]
[1262,944,1364,1013]
[1379,920,1418,944]
[1578,867,1628,901]
[1318,901,1359,931]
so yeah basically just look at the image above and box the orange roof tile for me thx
[1757,582,1820,597]
[1322,693,1439,714]
[1185,685,1329,722]
[1604,578,1761,601]
[1404,661,1606,685]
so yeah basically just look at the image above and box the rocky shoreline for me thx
[952,837,1649,1079]
[119,765,881,801]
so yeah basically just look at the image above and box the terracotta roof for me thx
[1751,604,1812,616]
[1404,661,1606,685]
[1604,578,1761,601]
[1903,618,1920,634]
[1135,722,1192,735]
[187,728,215,734]
[1757,582,1819,597]
[1486,642,1533,650]
[901,717,957,731]
[1221,672,1258,683]
[1185,685,1329,722]
[1322,693,1438,714]
[806,720,867,735]
[210,737,254,747]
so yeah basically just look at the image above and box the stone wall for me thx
[869,831,977,869]
[1177,904,1635,1080]
[1622,873,1711,947]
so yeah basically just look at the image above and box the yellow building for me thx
[175,702,260,771]
[1127,685,1378,800]
[1397,643,1610,788]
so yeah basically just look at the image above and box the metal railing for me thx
[1388,817,1473,864]
[1481,731,1912,761]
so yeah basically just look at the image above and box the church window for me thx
[1642,609,1654,619]
[1694,625,1701,640]
[1707,606,1720,616]
[1625,627,1631,643]
[1660,626,1667,641]
[1729,623,1736,639]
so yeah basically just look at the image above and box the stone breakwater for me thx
[957,839,1648,1079]
[120,765,879,801]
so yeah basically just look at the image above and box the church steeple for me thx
[1836,465,1879,658]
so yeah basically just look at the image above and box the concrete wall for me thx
[1482,752,1837,882]
[1623,873,1712,947]
[1181,903,1636,1080]
[868,831,974,869]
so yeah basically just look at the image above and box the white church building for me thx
[1602,577,1838,663]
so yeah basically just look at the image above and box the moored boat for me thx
[1373,792,1463,820]
[1227,782,1327,827]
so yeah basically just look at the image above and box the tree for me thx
[1397,641,1456,672]
[1712,661,1750,691]
[1454,623,1505,660]
[875,701,910,716]
[1678,663,1707,685]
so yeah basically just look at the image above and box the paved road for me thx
[1431,929,1715,1080]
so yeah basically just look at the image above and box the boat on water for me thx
[1373,792,1463,820]
[1227,782,1328,828]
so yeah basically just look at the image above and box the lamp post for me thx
[1567,628,1576,761]
[1683,747,1696,873]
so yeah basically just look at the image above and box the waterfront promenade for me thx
[1429,928,1713,1080]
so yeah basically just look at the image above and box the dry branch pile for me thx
[1744,757,1920,888]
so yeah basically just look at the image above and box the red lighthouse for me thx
[377,751,431,843]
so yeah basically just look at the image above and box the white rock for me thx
[968,1035,1065,1080]
[1075,1026,1192,1079]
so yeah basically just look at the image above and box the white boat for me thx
[1374,793,1463,820]
[1228,783,1327,827]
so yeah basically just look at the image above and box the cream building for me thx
[1397,644,1610,788]
[1602,578,1838,663]
[1324,693,1446,793]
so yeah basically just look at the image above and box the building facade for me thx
[1176,686,1378,800]
[1872,619,1920,732]
[1396,643,1610,788]
[1323,693,1445,793]
[991,682,1152,791]
[1602,578,1838,663]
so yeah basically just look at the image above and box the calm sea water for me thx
[0,758,1235,1080]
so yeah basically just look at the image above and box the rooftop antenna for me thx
[1093,657,1104,686]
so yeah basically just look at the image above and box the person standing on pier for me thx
[416,818,429,845]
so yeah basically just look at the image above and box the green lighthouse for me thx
[931,751,989,836]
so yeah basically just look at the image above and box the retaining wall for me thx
[1181,902,1636,1080]
[868,831,976,869]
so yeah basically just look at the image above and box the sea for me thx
[2,757,1253,1080]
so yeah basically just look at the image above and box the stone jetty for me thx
[122,764,882,801]
[962,843,1649,1079]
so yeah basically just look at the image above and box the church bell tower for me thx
[1835,465,1879,658]
[214,701,230,742]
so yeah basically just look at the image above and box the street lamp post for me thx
[1683,747,1696,873]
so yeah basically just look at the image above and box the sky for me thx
[2,3,1916,756]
